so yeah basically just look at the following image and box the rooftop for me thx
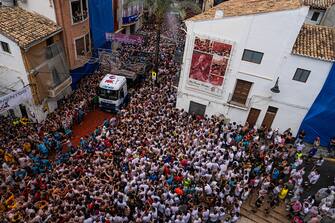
[0,6,61,49]
[292,24,335,62]
[303,0,335,10]
[187,0,303,21]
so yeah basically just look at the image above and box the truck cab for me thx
[98,74,128,112]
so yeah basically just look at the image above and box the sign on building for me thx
[0,86,32,113]
[105,33,144,45]
[186,36,234,96]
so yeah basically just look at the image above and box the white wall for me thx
[276,55,332,109]
[0,35,29,86]
[0,35,51,122]
[18,0,57,22]
[177,6,333,134]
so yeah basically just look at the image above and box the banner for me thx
[0,86,32,113]
[105,33,144,44]
[122,14,140,25]
[122,0,143,25]
[187,36,233,96]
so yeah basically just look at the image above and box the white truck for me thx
[98,74,129,112]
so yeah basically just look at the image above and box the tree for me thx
[129,0,201,72]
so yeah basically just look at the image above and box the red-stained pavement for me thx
[71,109,113,146]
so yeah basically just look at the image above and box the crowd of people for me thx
[0,19,334,223]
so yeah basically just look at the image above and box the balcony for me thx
[48,76,72,98]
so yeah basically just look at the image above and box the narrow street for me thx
[1,1,335,223]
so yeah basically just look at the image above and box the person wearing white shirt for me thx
[165,206,171,217]
[193,217,202,223]
[202,209,210,221]
[308,170,320,185]
[218,207,226,221]
[175,215,184,223]
[191,208,199,219]
[142,213,151,223]
[204,184,212,195]
[231,213,240,223]
[171,205,179,215]
[183,212,191,223]
[209,211,219,222]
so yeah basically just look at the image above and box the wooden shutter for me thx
[261,106,278,128]
[231,79,252,105]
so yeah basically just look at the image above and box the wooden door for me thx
[231,79,253,105]
[19,104,28,118]
[246,108,261,127]
[261,106,278,129]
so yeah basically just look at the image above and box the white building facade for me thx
[0,34,30,118]
[17,0,57,22]
[0,6,72,122]
[176,0,334,135]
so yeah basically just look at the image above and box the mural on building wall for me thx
[188,36,233,95]
[189,51,212,82]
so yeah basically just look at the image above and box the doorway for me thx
[261,106,278,129]
[19,104,28,118]
[246,108,261,127]
[189,101,206,116]
[130,24,136,34]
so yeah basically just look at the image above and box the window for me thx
[230,79,253,105]
[51,68,62,87]
[120,89,124,98]
[293,68,310,83]
[214,0,225,6]
[242,49,263,64]
[85,34,90,53]
[98,88,119,100]
[1,41,10,54]
[311,11,320,21]
[46,37,54,46]
[71,0,88,24]
[75,34,90,58]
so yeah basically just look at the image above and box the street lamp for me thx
[271,77,280,93]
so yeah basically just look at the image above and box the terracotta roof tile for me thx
[187,0,303,21]
[0,6,61,49]
[303,0,335,10]
[292,24,335,62]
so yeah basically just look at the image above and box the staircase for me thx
[239,194,290,223]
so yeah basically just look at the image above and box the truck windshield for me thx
[99,88,119,100]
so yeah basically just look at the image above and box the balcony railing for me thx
[48,76,72,98]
